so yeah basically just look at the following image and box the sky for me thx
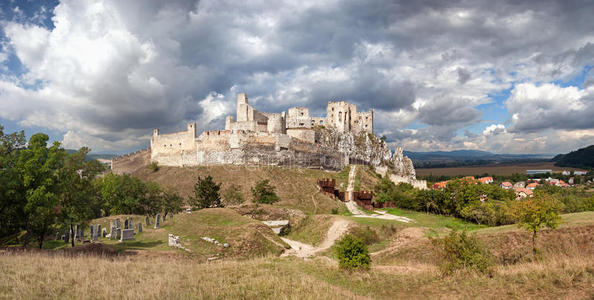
[0,0,593,154]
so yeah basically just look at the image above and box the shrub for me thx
[433,230,493,275]
[191,175,222,209]
[222,184,244,206]
[335,234,371,270]
[349,226,380,245]
[148,161,159,172]
[251,180,279,204]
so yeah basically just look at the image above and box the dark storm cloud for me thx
[2,0,594,152]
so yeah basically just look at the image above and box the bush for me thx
[349,226,380,245]
[148,162,159,172]
[191,175,222,209]
[433,230,493,275]
[335,234,371,270]
[222,184,244,206]
[251,180,279,204]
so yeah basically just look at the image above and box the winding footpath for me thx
[280,219,350,258]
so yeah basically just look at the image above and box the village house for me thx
[526,182,539,190]
[513,181,526,189]
[514,187,533,199]
[500,181,513,189]
[478,176,493,184]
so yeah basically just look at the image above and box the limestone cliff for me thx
[314,127,418,181]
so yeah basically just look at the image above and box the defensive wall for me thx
[111,148,151,175]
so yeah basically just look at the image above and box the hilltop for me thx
[553,145,594,169]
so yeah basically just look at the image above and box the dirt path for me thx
[281,218,350,258]
[344,165,413,223]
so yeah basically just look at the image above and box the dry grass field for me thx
[2,212,593,299]
[1,246,592,299]
[416,162,587,177]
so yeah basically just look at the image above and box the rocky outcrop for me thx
[315,127,420,183]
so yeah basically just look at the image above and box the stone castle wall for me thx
[112,148,151,175]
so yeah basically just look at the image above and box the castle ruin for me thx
[112,93,426,189]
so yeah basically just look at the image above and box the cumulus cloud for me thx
[0,0,593,153]
[506,83,594,132]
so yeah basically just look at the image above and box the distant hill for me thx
[552,145,594,169]
[66,149,117,161]
[404,150,552,168]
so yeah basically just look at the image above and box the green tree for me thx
[162,188,184,215]
[191,176,222,209]
[335,234,371,270]
[511,195,561,259]
[57,147,104,247]
[0,126,27,239]
[17,134,66,248]
[251,179,279,204]
[98,173,147,215]
[222,184,244,206]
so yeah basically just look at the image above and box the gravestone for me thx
[154,214,160,229]
[92,225,98,241]
[89,225,94,241]
[145,216,150,226]
[80,228,85,241]
[97,224,101,238]
[110,227,117,240]
[63,230,69,243]
[115,228,121,240]
[129,219,134,230]
[163,214,167,222]
[137,223,142,233]
[116,218,121,229]
[124,219,129,229]
[110,220,114,231]
[102,228,107,238]
[119,229,135,242]
[74,225,79,241]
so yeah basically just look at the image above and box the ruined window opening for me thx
[299,123,304,126]
[319,120,323,124]
[338,111,342,121]
[301,112,304,116]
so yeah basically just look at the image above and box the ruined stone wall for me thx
[112,148,151,174]
[286,128,315,143]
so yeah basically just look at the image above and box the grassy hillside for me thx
[48,209,288,260]
[133,165,378,214]
[553,144,594,169]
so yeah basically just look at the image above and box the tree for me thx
[56,147,104,247]
[17,134,66,248]
[0,126,27,239]
[222,184,244,206]
[162,188,184,215]
[511,195,561,259]
[191,176,222,209]
[98,174,147,215]
[251,179,279,204]
[335,234,370,270]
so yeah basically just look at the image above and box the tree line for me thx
[0,127,182,248]
[374,177,593,226]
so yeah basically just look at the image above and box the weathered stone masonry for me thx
[112,93,426,189]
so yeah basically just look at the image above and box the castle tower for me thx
[236,93,253,122]
[187,122,196,138]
